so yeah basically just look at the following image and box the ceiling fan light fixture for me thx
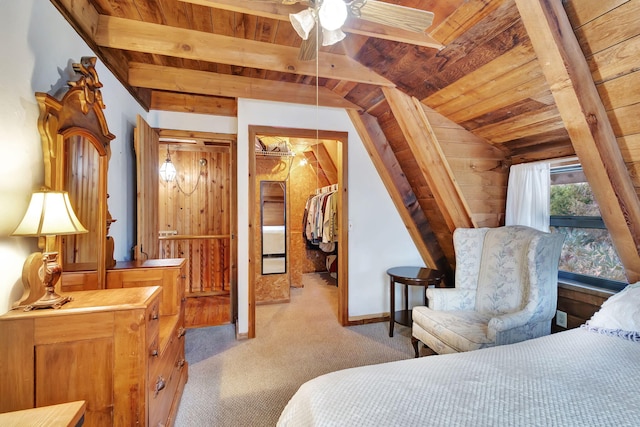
[321,27,346,46]
[318,0,348,32]
[290,9,316,40]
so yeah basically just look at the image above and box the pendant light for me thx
[160,145,177,182]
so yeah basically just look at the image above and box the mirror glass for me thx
[62,134,101,272]
[261,181,286,274]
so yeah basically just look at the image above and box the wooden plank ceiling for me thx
[51,0,640,280]
[53,0,572,160]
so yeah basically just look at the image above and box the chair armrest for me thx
[489,297,554,333]
[488,310,534,333]
[426,288,476,311]
[488,304,555,344]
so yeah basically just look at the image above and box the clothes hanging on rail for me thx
[302,189,337,253]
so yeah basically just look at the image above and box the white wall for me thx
[147,110,238,134]
[0,0,144,311]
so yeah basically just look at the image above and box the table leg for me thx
[404,283,409,314]
[389,277,395,337]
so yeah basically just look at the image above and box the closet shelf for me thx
[256,150,295,158]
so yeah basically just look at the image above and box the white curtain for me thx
[505,162,550,232]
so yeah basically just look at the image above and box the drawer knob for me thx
[177,327,186,338]
[150,311,159,321]
[176,358,186,370]
[150,348,159,357]
[155,376,166,397]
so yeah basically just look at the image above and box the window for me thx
[549,164,627,291]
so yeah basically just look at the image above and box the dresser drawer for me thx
[146,296,161,343]
[148,328,185,427]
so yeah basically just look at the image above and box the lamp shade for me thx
[322,27,346,46]
[160,158,177,182]
[290,9,316,40]
[318,0,348,32]
[11,189,88,237]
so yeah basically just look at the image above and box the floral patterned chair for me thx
[411,225,564,357]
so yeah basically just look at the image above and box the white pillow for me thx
[586,282,640,332]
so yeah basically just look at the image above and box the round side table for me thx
[387,266,445,337]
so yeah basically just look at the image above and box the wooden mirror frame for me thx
[36,57,115,290]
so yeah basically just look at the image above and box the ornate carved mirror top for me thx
[37,57,115,289]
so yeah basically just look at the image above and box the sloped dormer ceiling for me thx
[51,0,640,282]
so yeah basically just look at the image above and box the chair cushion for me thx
[413,306,494,352]
[453,227,489,290]
[475,226,533,315]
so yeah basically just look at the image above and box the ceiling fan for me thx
[252,0,435,60]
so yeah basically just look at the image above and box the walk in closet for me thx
[249,125,349,331]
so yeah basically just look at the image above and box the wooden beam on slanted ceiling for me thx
[383,87,476,233]
[128,63,358,110]
[348,110,453,281]
[94,15,395,88]
[151,91,237,116]
[516,0,640,282]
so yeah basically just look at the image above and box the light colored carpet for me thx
[175,273,415,427]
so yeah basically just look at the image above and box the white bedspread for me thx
[278,328,640,426]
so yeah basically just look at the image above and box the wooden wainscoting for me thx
[160,235,232,327]
[552,283,614,333]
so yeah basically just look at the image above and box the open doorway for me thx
[156,129,237,328]
[248,125,349,337]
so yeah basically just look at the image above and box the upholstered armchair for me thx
[411,225,564,357]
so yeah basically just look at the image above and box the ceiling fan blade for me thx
[298,25,319,61]
[358,0,434,33]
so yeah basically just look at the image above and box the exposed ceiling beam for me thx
[383,87,476,232]
[516,0,640,282]
[128,62,360,109]
[95,15,395,88]
[150,91,237,116]
[179,0,444,50]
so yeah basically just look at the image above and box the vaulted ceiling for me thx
[51,0,640,282]
[53,0,575,161]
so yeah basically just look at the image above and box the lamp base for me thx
[23,289,73,311]
[15,251,73,311]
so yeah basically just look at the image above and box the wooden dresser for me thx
[0,401,86,427]
[0,274,188,426]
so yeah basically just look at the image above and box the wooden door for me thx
[133,115,160,260]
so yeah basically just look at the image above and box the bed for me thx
[278,283,640,426]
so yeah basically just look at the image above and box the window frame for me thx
[550,166,627,292]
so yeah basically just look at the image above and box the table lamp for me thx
[11,187,88,310]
